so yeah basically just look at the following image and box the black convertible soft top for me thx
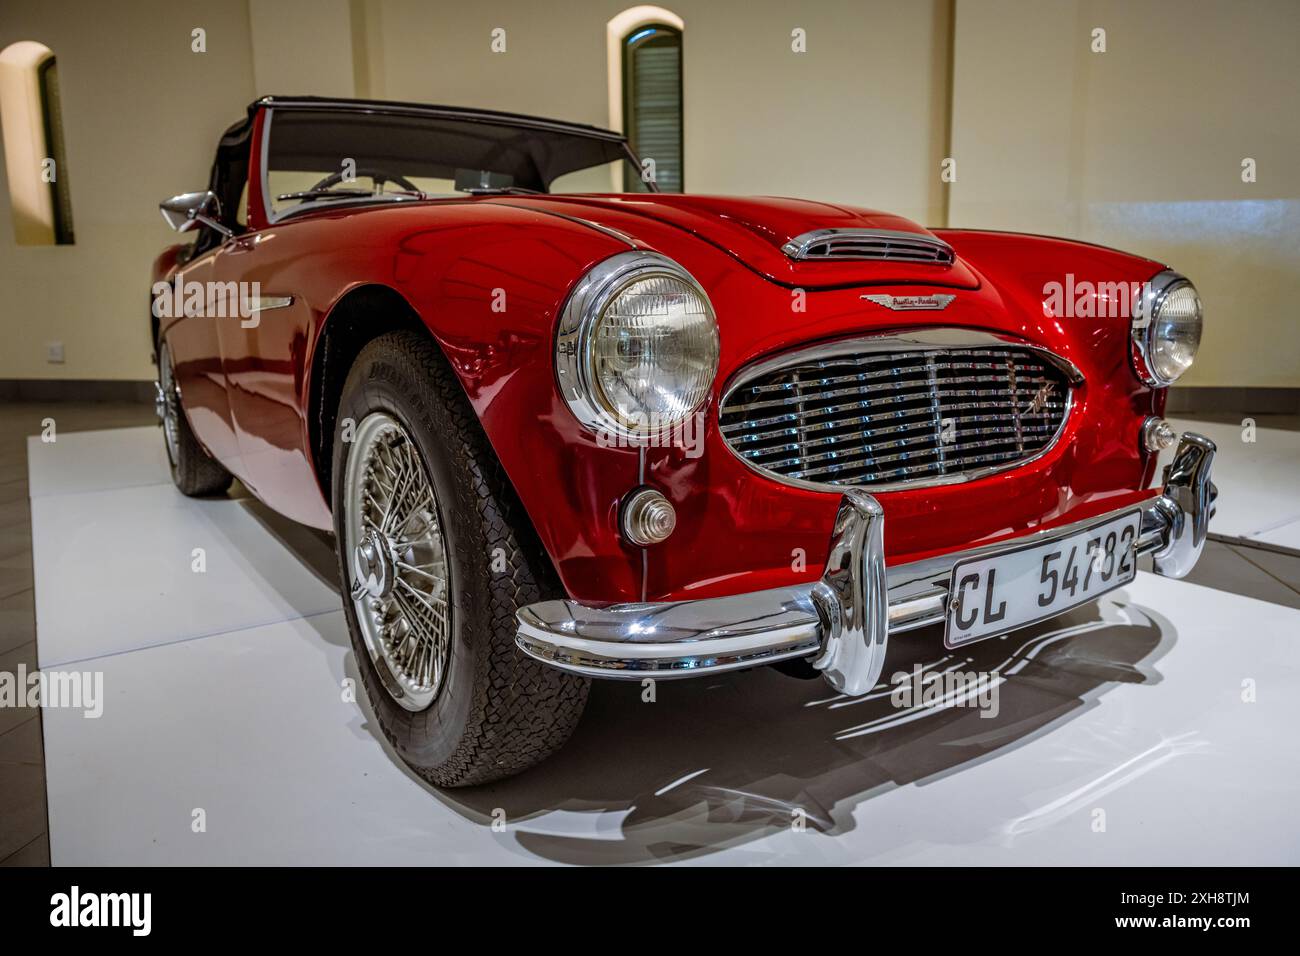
[255,95,637,193]
[255,95,628,142]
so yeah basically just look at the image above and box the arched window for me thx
[622,23,682,192]
[0,40,75,245]
[607,7,684,193]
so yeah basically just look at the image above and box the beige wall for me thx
[0,0,1295,386]
[248,0,357,98]
[0,0,256,381]
[949,0,1300,387]
[364,0,951,225]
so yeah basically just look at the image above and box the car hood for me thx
[485,193,981,290]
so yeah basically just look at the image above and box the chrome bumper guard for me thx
[516,433,1217,696]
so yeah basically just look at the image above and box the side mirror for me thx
[159,190,232,238]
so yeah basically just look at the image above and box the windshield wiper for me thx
[462,186,541,196]
[275,187,376,203]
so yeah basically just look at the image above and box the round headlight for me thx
[1132,270,1202,386]
[556,251,720,439]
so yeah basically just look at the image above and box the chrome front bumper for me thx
[516,433,1217,696]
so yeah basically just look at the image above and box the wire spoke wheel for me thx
[156,343,182,467]
[330,332,588,785]
[152,337,232,497]
[343,412,452,711]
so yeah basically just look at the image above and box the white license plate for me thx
[943,510,1141,649]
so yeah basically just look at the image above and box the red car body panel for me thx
[154,105,1169,606]
[514,193,985,291]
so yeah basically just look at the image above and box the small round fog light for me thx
[1142,416,1177,452]
[621,487,676,546]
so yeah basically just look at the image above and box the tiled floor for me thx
[2,404,1299,865]
[0,403,156,867]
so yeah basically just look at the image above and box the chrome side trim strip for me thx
[247,295,294,312]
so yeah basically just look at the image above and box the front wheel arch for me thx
[308,284,431,501]
[308,284,567,606]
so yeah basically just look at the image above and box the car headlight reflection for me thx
[1132,270,1203,386]
[556,251,720,440]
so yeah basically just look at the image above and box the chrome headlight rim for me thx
[555,250,720,440]
[1131,268,1202,387]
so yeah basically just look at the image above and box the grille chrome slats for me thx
[732,413,1059,463]
[726,386,1056,433]
[725,370,1052,416]
[755,423,1058,471]
[724,400,1065,442]
[719,342,1073,491]
[790,430,1051,478]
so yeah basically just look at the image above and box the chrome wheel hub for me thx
[352,527,396,599]
[342,412,451,712]
[153,381,167,423]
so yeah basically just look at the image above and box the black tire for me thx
[332,330,590,787]
[158,340,233,497]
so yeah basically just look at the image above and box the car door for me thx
[209,231,332,529]
[161,237,244,478]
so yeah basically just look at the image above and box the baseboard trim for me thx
[0,379,154,403]
[1167,386,1300,414]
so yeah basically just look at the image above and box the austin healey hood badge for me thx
[861,293,956,311]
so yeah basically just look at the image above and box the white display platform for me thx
[1165,417,1300,546]
[33,426,1300,865]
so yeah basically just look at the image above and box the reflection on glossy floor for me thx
[23,422,1300,865]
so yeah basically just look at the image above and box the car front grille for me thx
[718,342,1073,490]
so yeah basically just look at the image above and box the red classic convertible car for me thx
[152,96,1216,786]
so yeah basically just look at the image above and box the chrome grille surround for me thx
[781,228,956,264]
[718,329,1080,492]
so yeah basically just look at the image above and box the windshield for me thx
[263,106,646,220]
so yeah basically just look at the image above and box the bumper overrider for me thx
[516,433,1217,696]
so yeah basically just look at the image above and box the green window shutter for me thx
[37,56,75,245]
[623,26,682,192]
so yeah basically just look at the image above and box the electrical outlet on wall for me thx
[46,341,65,364]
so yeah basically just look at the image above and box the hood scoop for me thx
[781,228,955,265]
[492,194,981,289]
